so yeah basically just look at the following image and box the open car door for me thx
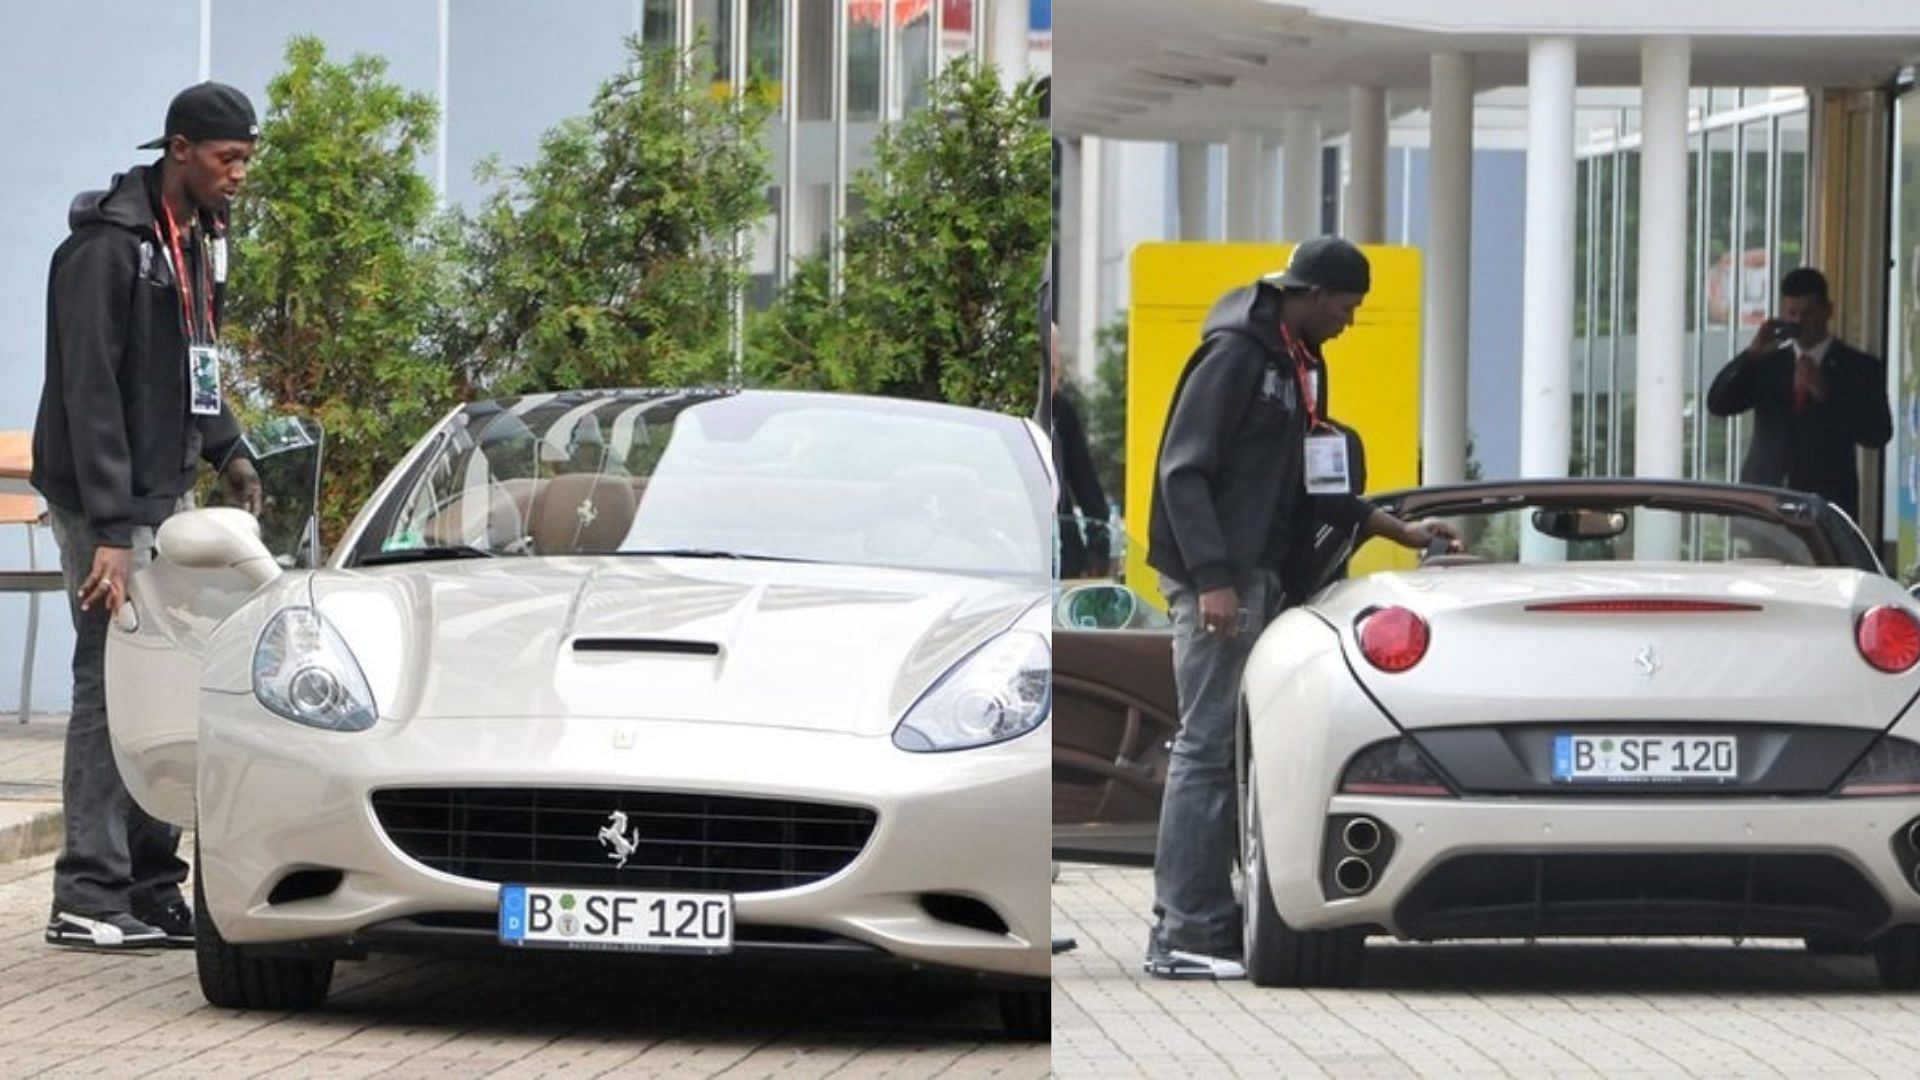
[1050,498,1368,867]
[104,418,322,826]
[1052,578,1176,866]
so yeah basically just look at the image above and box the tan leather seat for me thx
[529,473,637,555]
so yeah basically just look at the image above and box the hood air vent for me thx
[572,638,721,656]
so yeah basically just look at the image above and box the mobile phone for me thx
[1770,320,1802,339]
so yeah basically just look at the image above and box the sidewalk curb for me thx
[0,803,62,864]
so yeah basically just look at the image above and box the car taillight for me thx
[1355,606,1429,672]
[1836,736,1920,796]
[1339,738,1455,797]
[1857,606,1920,673]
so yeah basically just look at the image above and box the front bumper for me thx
[195,693,1049,981]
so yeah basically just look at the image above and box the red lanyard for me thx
[158,200,216,344]
[1276,321,1324,430]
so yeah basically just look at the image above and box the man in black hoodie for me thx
[1142,237,1455,979]
[32,82,262,949]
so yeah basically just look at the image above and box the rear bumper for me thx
[1271,794,1920,939]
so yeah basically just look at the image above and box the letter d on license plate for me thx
[499,884,733,954]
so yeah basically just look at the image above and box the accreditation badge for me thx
[1303,430,1352,495]
[188,344,222,416]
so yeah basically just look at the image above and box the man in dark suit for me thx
[1706,267,1891,521]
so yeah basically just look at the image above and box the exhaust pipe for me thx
[1911,862,1920,894]
[1906,819,1920,853]
[1342,817,1382,856]
[1334,857,1374,895]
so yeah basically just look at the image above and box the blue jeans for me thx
[47,504,187,916]
[1150,569,1282,955]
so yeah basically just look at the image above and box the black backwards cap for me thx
[1262,235,1372,294]
[139,82,259,150]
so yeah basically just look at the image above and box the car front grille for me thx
[370,787,877,893]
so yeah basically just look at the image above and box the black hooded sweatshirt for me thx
[32,163,242,547]
[1146,281,1372,593]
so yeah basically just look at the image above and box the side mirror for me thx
[1054,584,1168,630]
[155,508,281,588]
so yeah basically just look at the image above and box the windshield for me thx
[353,390,1050,580]
[1414,503,1821,567]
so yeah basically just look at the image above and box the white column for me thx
[199,0,212,80]
[1521,37,1576,560]
[1075,136,1102,385]
[1225,128,1264,241]
[1281,107,1322,240]
[1262,144,1284,239]
[1177,142,1211,240]
[990,0,1030,85]
[1345,86,1388,243]
[1635,37,1691,559]
[435,0,450,204]
[1423,53,1474,486]
[1521,37,1577,480]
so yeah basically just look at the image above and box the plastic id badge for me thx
[1303,431,1351,495]
[188,345,222,415]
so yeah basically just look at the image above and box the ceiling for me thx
[1055,0,1920,144]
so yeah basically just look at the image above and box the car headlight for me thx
[893,630,1050,752]
[252,607,378,732]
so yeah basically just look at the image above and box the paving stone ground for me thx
[1052,862,1920,1078]
[0,718,1045,1078]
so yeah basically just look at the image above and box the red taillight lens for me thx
[1355,606,1429,672]
[1858,606,1920,674]
[1339,737,1454,797]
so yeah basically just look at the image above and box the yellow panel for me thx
[1125,243,1423,605]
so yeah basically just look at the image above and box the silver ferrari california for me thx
[106,389,1052,1034]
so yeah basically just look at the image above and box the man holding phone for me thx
[1706,267,1890,521]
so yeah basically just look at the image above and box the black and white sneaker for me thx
[1143,929,1246,980]
[133,899,195,948]
[45,909,166,950]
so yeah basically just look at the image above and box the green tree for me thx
[457,37,773,394]
[225,36,456,546]
[747,60,1050,414]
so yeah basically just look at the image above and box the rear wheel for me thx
[999,988,1048,1039]
[194,844,334,1010]
[1240,749,1364,988]
[1874,927,1920,988]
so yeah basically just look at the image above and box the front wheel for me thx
[999,987,1048,1039]
[1240,751,1364,988]
[194,844,334,1010]
[1874,926,1920,988]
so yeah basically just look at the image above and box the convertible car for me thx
[1057,480,1920,988]
[107,389,1052,1035]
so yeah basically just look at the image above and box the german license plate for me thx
[1552,734,1737,783]
[498,884,733,954]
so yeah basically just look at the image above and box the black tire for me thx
[1874,927,1920,988]
[999,987,1048,1039]
[1804,935,1870,956]
[1240,751,1364,988]
[194,846,334,1010]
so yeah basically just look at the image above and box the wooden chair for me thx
[0,432,62,724]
